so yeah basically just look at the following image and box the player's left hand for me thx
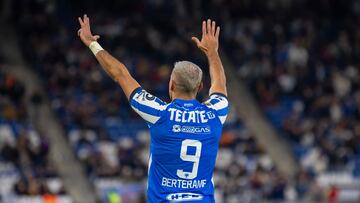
[77,14,100,47]
[192,19,220,56]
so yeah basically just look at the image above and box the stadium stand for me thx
[221,0,360,178]
[0,59,71,202]
[221,0,360,201]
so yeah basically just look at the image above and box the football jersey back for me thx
[130,88,229,202]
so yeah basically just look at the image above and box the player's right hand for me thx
[192,19,220,56]
[77,14,100,47]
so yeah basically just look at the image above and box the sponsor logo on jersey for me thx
[166,193,203,202]
[172,125,211,134]
[172,125,181,132]
[168,108,210,123]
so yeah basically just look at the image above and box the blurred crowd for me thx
[6,0,360,202]
[0,60,66,197]
[221,0,360,176]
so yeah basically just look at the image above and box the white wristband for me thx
[89,41,104,56]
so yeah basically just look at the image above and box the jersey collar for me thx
[173,99,200,108]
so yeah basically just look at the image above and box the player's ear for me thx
[170,79,176,91]
[198,82,203,92]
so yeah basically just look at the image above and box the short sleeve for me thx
[203,93,229,124]
[129,87,168,126]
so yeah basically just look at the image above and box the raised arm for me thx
[77,14,140,99]
[192,19,227,96]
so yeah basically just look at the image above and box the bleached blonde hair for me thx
[171,61,203,94]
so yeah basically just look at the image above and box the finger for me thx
[202,21,206,39]
[78,17,84,26]
[207,19,211,35]
[93,35,100,40]
[77,29,82,36]
[192,37,207,52]
[191,37,201,47]
[215,26,220,39]
[83,14,87,24]
[212,21,216,36]
[85,14,89,25]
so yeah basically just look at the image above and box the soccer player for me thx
[78,15,229,202]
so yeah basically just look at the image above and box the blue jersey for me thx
[130,87,229,202]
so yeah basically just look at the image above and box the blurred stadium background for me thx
[0,0,360,202]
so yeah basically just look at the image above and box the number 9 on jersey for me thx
[177,139,202,179]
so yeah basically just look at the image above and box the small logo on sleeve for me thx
[145,93,155,100]
[206,112,215,119]
[136,91,155,101]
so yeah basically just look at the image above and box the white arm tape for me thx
[89,41,104,56]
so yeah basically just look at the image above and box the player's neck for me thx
[171,92,196,101]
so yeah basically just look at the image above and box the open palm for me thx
[192,19,220,55]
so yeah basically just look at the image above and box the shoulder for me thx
[129,87,168,125]
[203,93,229,111]
[130,87,167,107]
[202,93,229,124]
